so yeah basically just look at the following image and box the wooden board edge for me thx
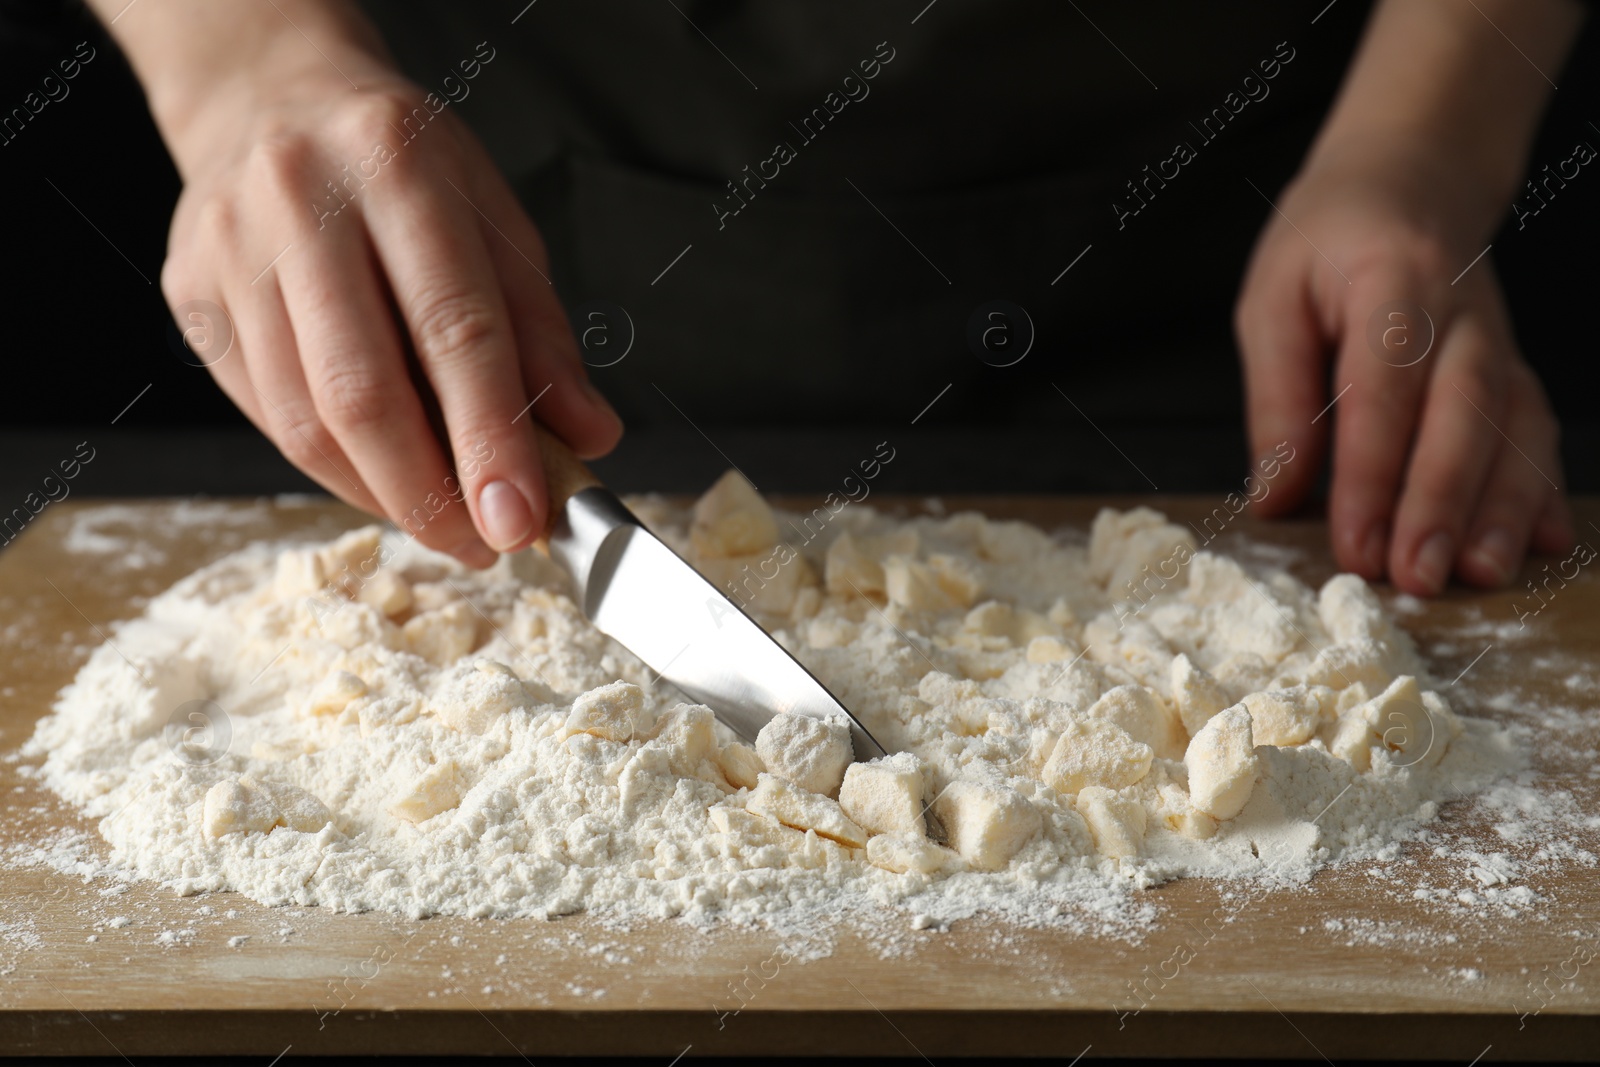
[0,1008,1595,1059]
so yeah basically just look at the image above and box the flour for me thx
[24,480,1533,938]
[59,497,332,571]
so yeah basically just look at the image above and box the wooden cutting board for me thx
[1,496,1596,1059]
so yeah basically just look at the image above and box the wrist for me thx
[1302,0,1581,241]
[1298,129,1509,243]
[88,0,398,178]
[156,43,400,177]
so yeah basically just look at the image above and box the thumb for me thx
[1234,250,1330,517]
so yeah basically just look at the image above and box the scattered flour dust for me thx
[19,476,1551,945]
[58,496,329,570]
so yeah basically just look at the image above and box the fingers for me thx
[1234,240,1329,518]
[482,199,623,462]
[1522,367,1576,555]
[227,273,384,515]
[1531,491,1577,555]
[177,294,263,434]
[1383,311,1506,595]
[1327,271,1440,580]
[163,208,381,518]
[1457,360,1570,586]
[455,134,623,461]
[161,87,613,568]
[275,205,497,568]
[363,149,552,555]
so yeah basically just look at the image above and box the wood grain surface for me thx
[0,496,1596,1059]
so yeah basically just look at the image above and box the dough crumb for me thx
[747,773,868,848]
[933,781,1041,871]
[691,470,779,558]
[1042,719,1153,795]
[1186,705,1259,821]
[868,831,957,875]
[714,741,764,790]
[755,712,853,798]
[564,681,649,743]
[839,753,928,837]
[203,776,331,838]
[1075,786,1148,859]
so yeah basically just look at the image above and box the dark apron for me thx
[363,1,1366,426]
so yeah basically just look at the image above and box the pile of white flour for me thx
[26,477,1523,934]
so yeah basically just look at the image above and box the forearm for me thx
[83,0,396,173]
[1307,0,1583,227]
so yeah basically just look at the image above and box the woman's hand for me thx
[97,0,620,567]
[1234,0,1582,596]
[1236,141,1572,596]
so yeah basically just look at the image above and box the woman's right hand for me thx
[113,2,621,566]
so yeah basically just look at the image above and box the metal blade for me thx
[546,488,886,761]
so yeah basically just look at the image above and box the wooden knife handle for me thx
[533,424,602,539]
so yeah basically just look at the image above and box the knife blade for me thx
[522,429,887,761]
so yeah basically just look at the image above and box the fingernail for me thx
[1466,527,1515,585]
[1413,531,1454,594]
[452,538,498,569]
[1360,522,1388,577]
[477,480,534,552]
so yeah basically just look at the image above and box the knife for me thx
[519,427,887,762]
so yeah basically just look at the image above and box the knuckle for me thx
[248,130,316,189]
[1446,366,1499,417]
[448,434,499,478]
[337,90,424,152]
[1404,477,1468,519]
[194,196,241,244]
[246,134,329,229]
[1408,235,1459,281]
[1477,473,1545,523]
[314,364,395,433]
[1402,235,1453,283]
[1358,231,1451,285]
[271,405,339,470]
[408,287,504,367]
[1346,378,1412,422]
